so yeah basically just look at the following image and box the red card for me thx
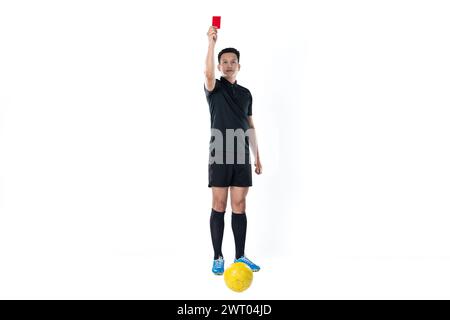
[212,16,221,29]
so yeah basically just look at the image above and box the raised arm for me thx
[204,26,217,91]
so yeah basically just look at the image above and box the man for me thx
[204,25,262,275]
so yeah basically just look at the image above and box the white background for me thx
[1,0,449,299]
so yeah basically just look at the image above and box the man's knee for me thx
[213,199,227,212]
[231,199,246,213]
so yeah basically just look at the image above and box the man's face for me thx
[218,52,240,78]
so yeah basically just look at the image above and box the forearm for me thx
[248,128,260,160]
[204,42,215,78]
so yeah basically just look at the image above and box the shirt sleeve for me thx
[204,79,219,97]
[247,92,253,116]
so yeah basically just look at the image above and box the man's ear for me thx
[238,63,241,71]
[217,64,221,71]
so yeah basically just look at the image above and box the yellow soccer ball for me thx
[224,262,253,292]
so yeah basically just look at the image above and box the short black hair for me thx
[218,47,240,63]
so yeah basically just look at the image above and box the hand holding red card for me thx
[212,16,221,29]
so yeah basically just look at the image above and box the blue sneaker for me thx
[234,256,260,272]
[212,257,225,275]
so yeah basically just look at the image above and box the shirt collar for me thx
[220,76,237,87]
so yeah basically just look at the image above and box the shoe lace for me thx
[214,258,223,268]
[239,256,253,265]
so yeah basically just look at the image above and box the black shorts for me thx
[208,152,252,188]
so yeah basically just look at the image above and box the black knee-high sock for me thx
[210,208,225,259]
[232,212,247,259]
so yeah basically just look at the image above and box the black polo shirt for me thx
[204,76,253,156]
